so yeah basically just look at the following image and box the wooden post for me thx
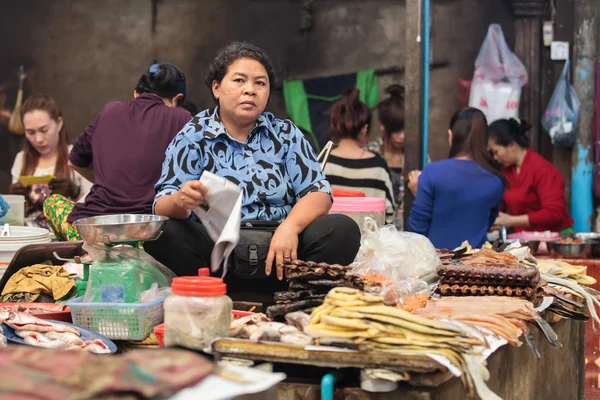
[507,0,550,153]
[541,0,575,203]
[403,0,424,227]
[571,0,596,232]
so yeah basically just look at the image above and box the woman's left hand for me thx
[265,222,299,280]
[407,170,421,196]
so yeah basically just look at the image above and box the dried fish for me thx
[266,299,324,319]
[542,272,600,327]
[274,290,316,303]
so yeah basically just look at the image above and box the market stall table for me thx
[214,318,585,400]
[539,257,600,400]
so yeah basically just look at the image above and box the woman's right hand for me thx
[8,182,31,198]
[174,181,209,212]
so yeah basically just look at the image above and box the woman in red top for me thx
[488,119,573,233]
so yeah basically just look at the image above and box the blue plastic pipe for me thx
[321,372,339,400]
[571,144,593,232]
[421,0,430,169]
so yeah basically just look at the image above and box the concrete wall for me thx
[0,0,514,193]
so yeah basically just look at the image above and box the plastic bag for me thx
[83,243,175,303]
[469,24,528,123]
[350,219,439,305]
[352,219,440,282]
[0,195,9,219]
[542,60,580,148]
[140,283,172,303]
[349,219,440,305]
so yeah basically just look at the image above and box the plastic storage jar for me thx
[329,197,386,232]
[164,273,232,350]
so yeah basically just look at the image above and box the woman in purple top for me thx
[43,63,192,241]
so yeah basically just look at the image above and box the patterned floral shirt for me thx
[155,107,332,222]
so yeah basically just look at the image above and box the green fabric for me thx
[356,69,379,108]
[559,227,576,235]
[282,80,316,143]
[282,69,380,152]
[306,94,343,102]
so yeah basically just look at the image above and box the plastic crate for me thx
[66,296,165,341]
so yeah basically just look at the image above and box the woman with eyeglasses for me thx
[407,108,506,249]
[43,62,192,240]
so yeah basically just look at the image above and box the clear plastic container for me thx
[164,269,232,350]
[329,197,386,232]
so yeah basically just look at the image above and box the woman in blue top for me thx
[407,108,505,249]
[145,42,360,293]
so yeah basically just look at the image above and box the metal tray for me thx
[73,215,168,244]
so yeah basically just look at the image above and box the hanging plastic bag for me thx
[542,60,580,148]
[469,24,528,123]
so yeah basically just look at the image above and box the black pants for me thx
[144,214,361,302]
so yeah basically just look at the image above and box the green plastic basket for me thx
[66,296,164,340]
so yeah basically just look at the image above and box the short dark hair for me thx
[488,118,532,149]
[205,42,277,103]
[329,87,372,142]
[135,62,186,100]
[377,84,405,135]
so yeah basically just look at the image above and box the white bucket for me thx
[0,194,26,226]
[0,226,51,263]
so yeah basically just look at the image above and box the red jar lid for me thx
[172,276,227,297]
[332,188,366,197]
[198,268,210,277]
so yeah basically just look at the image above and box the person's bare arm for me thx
[265,192,332,279]
[154,181,208,220]
[69,161,95,183]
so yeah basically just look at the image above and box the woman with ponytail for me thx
[324,88,395,223]
[407,108,505,248]
[488,119,573,233]
[43,62,191,240]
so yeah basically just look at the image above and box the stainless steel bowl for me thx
[73,215,169,244]
[578,234,600,258]
[576,232,600,241]
[547,241,593,259]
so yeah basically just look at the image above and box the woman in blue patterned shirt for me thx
[145,42,360,293]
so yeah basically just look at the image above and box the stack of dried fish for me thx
[415,296,562,358]
[437,249,544,302]
[304,288,481,351]
[541,273,600,326]
[304,288,494,397]
[267,260,380,318]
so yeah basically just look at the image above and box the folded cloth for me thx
[1,265,76,302]
[0,346,213,400]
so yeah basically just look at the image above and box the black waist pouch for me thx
[229,220,279,279]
